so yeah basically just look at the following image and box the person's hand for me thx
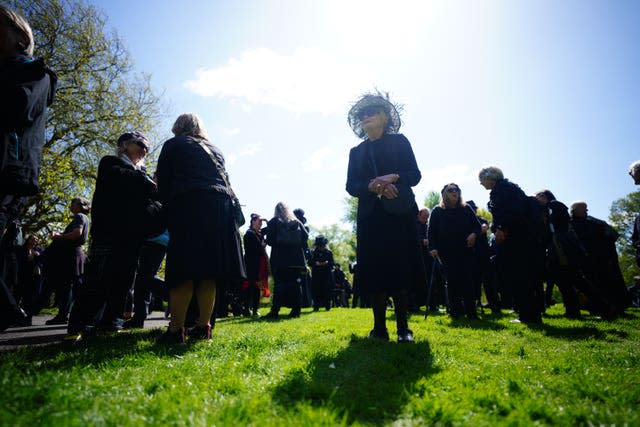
[381,183,398,199]
[430,249,438,258]
[466,233,477,248]
[50,231,60,240]
[422,238,429,247]
[495,229,507,244]
[378,173,399,184]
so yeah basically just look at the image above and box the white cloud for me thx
[226,141,264,165]
[302,147,334,172]
[415,164,477,194]
[225,128,240,137]
[184,48,373,114]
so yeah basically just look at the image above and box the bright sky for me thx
[89,0,639,232]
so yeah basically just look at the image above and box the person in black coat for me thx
[0,6,56,331]
[66,132,156,340]
[346,91,422,342]
[310,235,335,311]
[479,166,542,324]
[265,202,308,318]
[243,213,268,317]
[428,184,481,319]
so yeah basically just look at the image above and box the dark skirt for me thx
[165,189,246,288]
[356,199,420,294]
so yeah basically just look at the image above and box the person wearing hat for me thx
[427,184,481,319]
[310,235,335,312]
[65,131,157,340]
[243,213,268,317]
[345,91,422,343]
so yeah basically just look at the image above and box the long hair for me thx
[0,6,34,57]
[439,183,465,209]
[172,113,209,140]
[274,202,296,222]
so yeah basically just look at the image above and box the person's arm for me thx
[346,146,373,198]
[393,134,421,187]
[427,208,440,257]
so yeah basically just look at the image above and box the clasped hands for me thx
[368,174,399,200]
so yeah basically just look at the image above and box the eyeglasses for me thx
[446,187,460,193]
[357,106,381,121]
[133,140,149,152]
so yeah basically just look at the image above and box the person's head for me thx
[440,183,464,209]
[250,213,264,230]
[70,197,91,214]
[629,160,640,185]
[570,201,588,219]
[116,131,149,165]
[478,166,503,190]
[417,208,430,224]
[172,113,209,140]
[274,202,296,222]
[0,6,34,59]
[314,235,328,248]
[293,208,307,224]
[534,189,556,206]
[347,91,401,140]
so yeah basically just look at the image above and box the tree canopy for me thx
[609,190,640,282]
[7,0,163,236]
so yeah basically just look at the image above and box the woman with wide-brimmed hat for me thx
[345,91,422,343]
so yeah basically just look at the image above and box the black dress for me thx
[157,135,246,288]
[346,133,422,294]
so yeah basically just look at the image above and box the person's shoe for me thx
[63,331,83,342]
[264,311,279,319]
[45,315,68,326]
[122,318,145,329]
[398,329,414,343]
[187,324,212,340]
[158,327,186,344]
[368,328,390,341]
[12,308,31,327]
[288,309,301,318]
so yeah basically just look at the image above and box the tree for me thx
[7,0,163,237]
[609,191,640,283]
[424,191,440,209]
[342,196,358,233]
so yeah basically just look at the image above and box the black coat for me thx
[428,205,481,256]
[0,57,57,196]
[90,156,153,245]
[488,178,527,236]
[243,228,266,281]
[346,133,421,221]
[266,218,308,272]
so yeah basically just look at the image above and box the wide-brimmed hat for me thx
[314,235,328,247]
[347,91,402,139]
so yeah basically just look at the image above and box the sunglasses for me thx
[358,106,382,121]
[446,187,460,193]
[133,140,149,152]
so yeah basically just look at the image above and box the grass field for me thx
[1,305,639,426]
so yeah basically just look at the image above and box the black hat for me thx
[117,131,150,150]
[347,91,402,139]
[314,235,328,247]
[466,200,477,211]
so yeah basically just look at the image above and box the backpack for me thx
[524,196,547,244]
[277,220,302,246]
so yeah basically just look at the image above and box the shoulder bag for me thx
[367,139,416,216]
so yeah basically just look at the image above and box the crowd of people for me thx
[1,6,638,345]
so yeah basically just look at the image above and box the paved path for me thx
[0,312,170,351]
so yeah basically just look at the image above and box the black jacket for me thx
[266,217,308,271]
[243,228,266,281]
[90,156,154,245]
[0,57,57,196]
[488,178,527,235]
[428,205,481,255]
[346,133,421,221]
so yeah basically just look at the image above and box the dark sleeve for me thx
[100,157,149,198]
[467,207,482,237]
[427,207,441,251]
[394,134,421,187]
[299,221,309,244]
[156,139,173,203]
[346,145,371,198]
[265,219,277,247]
[490,183,526,232]
[328,250,335,268]
[0,72,51,131]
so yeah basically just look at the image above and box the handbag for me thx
[367,139,416,216]
[194,138,246,227]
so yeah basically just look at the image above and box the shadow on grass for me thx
[272,334,439,425]
[539,324,629,341]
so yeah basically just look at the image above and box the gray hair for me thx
[0,6,34,57]
[172,113,209,140]
[478,166,504,183]
[570,200,587,213]
[630,160,640,175]
[274,202,297,222]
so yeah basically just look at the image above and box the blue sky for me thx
[88,0,639,232]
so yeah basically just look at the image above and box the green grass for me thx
[1,306,639,426]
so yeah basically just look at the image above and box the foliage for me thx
[7,0,163,237]
[342,196,358,233]
[1,306,639,426]
[609,190,640,282]
[476,207,493,224]
[424,190,440,209]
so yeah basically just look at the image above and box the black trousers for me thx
[68,243,140,333]
[132,242,167,321]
